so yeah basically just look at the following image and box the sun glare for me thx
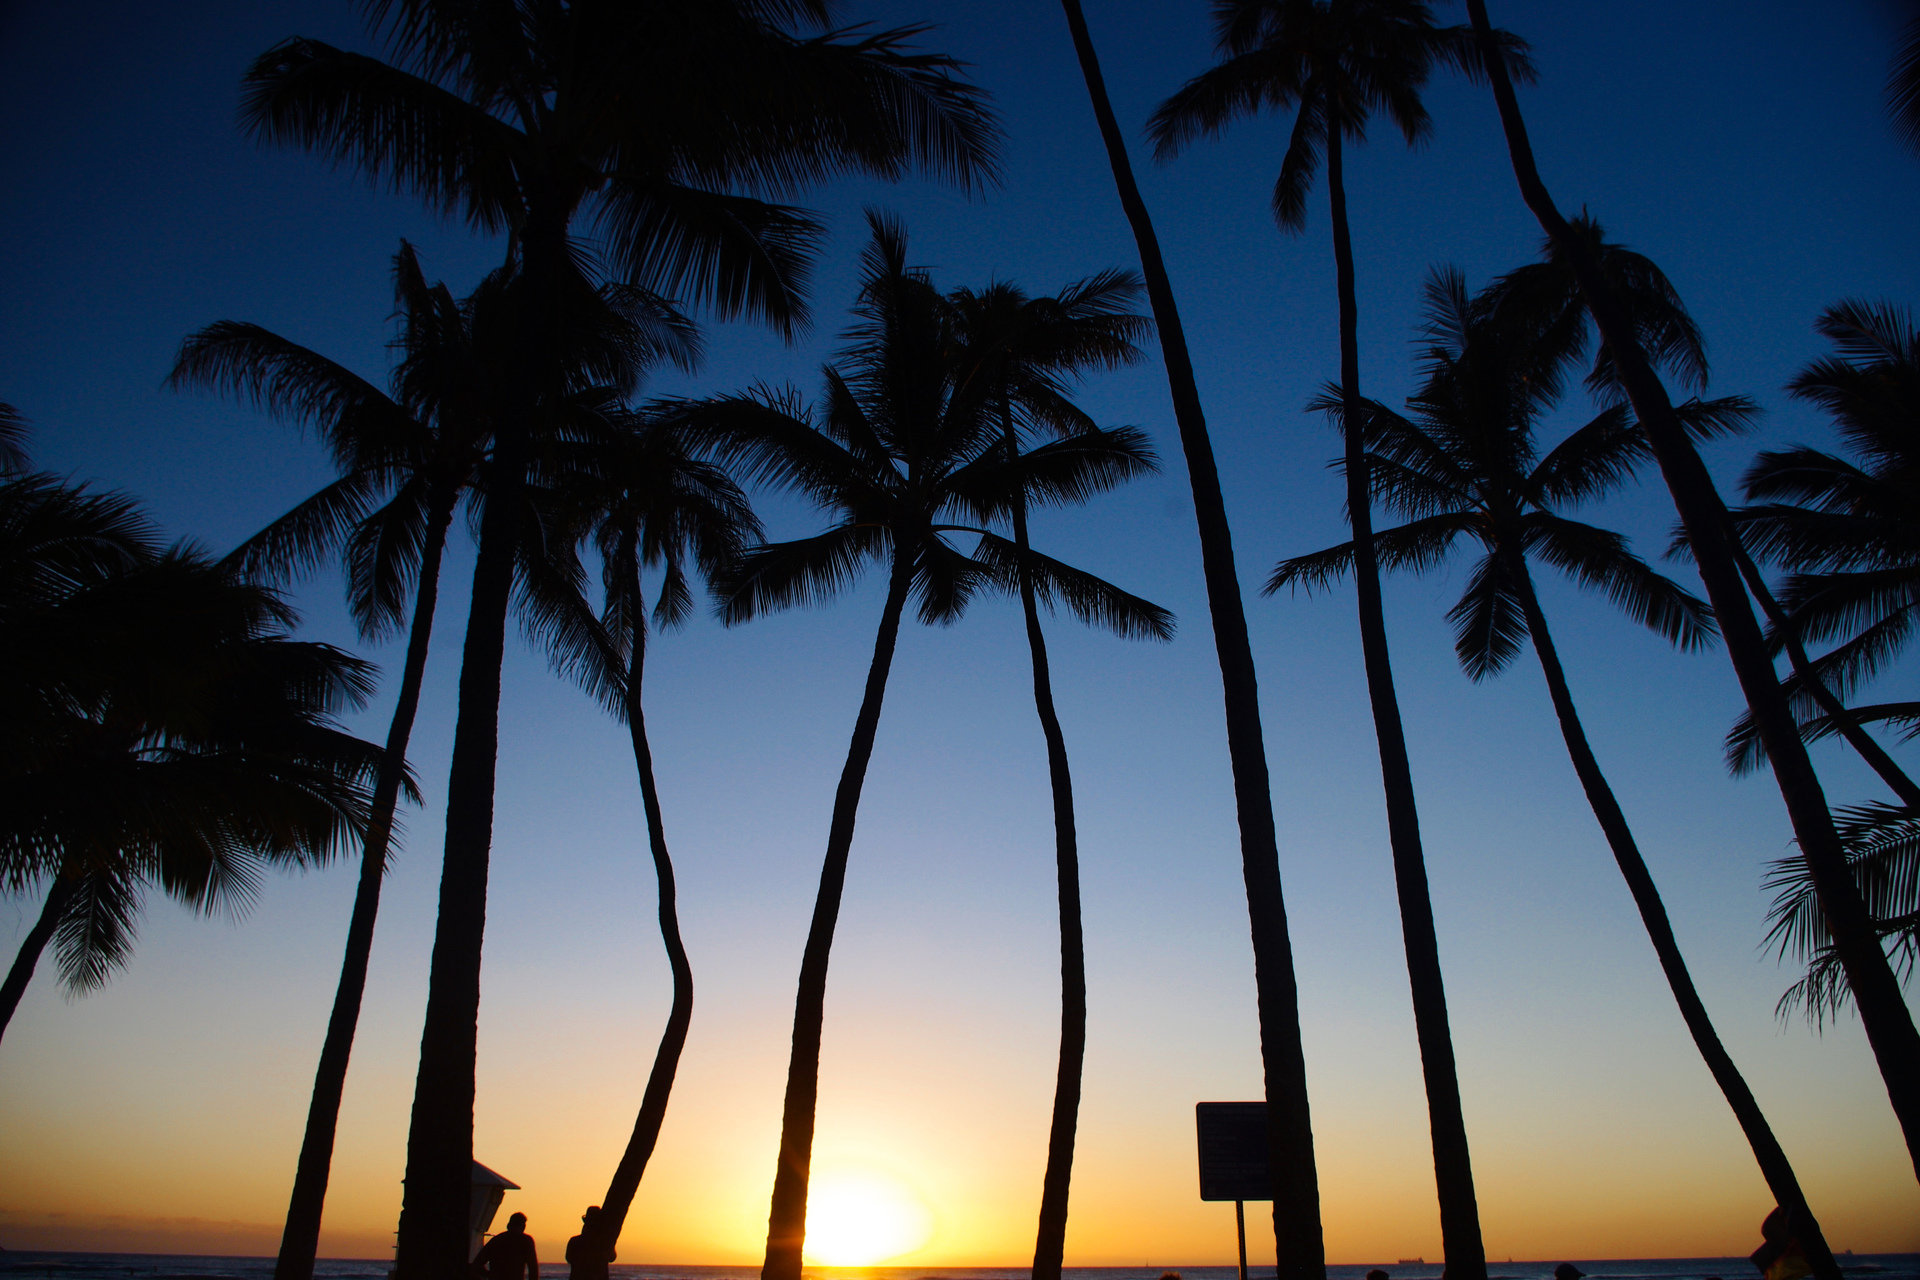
[802,1170,935,1266]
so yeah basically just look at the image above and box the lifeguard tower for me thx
[470,1160,521,1261]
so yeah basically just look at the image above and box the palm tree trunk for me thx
[276,490,458,1280]
[1466,0,1920,1179]
[1054,7,1326,1275]
[1325,129,1485,1280]
[590,540,694,1254]
[761,553,916,1280]
[396,203,567,1279]
[394,427,531,1280]
[1007,440,1086,1280]
[0,872,79,1044]
[1507,554,1841,1280]
[1728,544,1920,809]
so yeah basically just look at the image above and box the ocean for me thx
[0,1257,1914,1280]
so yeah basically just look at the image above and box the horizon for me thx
[5,1255,1918,1268]
[3,0,1919,1269]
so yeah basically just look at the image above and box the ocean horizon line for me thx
[2,1252,1916,1276]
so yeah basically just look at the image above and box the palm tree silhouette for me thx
[544,413,760,1264]
[1474,222,1920,809]
[683,214,1167,1280]
[169,243,531,1280]
[1,478,387,1044]
[1463,0,1920,1176]
[1271,266,1842,1280]
[945,270,1163,1280]
[1732,300,1920,1041]
[244,6,1000,1269]
[1148,8,1529,1271]
[1053,4,1328,1268]
[1728,301,1920,779]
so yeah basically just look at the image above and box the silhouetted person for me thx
[1554,1265,1584,1280]
[1751,1207,1812,1280]
[566,1206,615,1280]
[1368,1269,1389,1280]
[475,1212,539,1280]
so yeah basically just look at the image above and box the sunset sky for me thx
[2,0,1918,1267]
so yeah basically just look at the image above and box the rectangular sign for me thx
[1195,1101,1272,1202]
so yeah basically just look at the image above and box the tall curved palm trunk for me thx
[1466,0,1920,1179]
[276,489,458,1280]
[1325,131,1484,1279]
[1504,555,1841,1280]
[1055,4,1325,1274]
[589,540,695,1254]
[1008,440,1087,1280]
[763,556,915,1280]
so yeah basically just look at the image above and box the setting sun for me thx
[801,1170,936,1265]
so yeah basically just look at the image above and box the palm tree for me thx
[245,8,999,1269]
[1053,5,1327,1270]
[1481,230,1920,811]
[168,243,514,1280]
[1727,300,1920,788]
[1147,9,1532,1271]
[1,481,387,1043]
[1463,0,1920,1176]
[2,470,158,1033]
[683,214,1169,1280]
[1271,266,1841,1280]
[944,272,1158,1280]
[541,414,759,1265]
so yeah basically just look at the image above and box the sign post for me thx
[1195,1103,1271,1280]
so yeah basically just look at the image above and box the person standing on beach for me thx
[475,1212,539,1280]
[566,1207,615,1280]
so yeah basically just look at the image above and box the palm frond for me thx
[1267,538,1358,596]
[1763,801,1920,1026]
[595,182,823,338]
[240,38,522,233]
[340,479,436,641]
[0,403,30,474]
[951,425,1158,520]
[1446,552,1527,680]
[1146,44,1305,160]
[1526,514,1717,651]
[714,524,888,624]
[51,866,142,996]
[1526,405,1643,507]
[1725,699,1920,778]
[972,531,1173,641]
[224,470,387,589]
[909,530,996,626]
[167,322,419,465]
[516,523,626,721]
[1672,394,1762,442]
[1773,567,1920,655]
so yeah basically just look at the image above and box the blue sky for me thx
[1,0,1917,1264]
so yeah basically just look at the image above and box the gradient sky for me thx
[2,0,1918,1267]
